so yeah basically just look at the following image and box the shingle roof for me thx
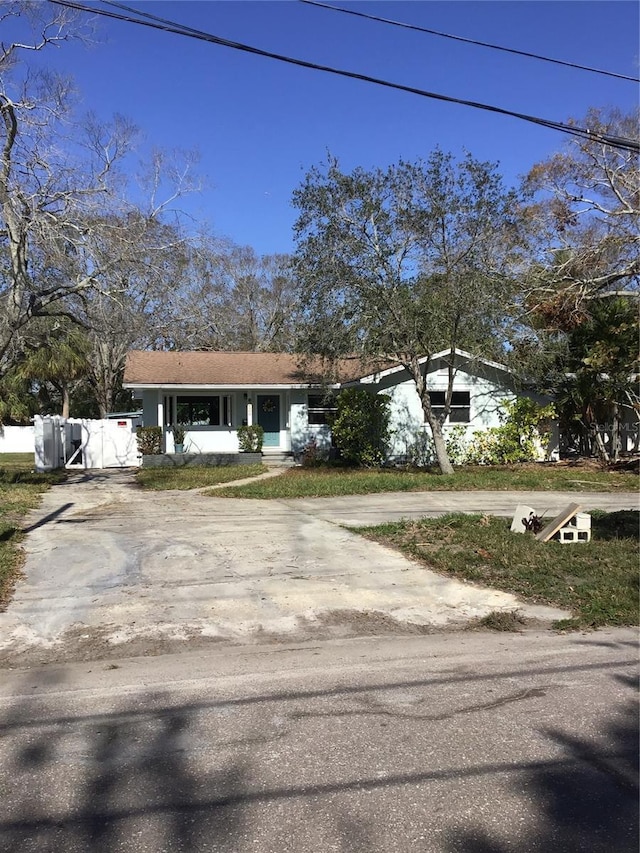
[123,350,383,387]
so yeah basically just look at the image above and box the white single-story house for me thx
[123,348,559,460]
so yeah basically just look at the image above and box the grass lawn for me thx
[0,452,35,471]
[136,464,268,490]
[211,462,638,499]
[0,461,66,609]
[359,511,639,630]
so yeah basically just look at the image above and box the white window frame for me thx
[307,393,337,426]
[175,394,234,427]
[429,390,471,424]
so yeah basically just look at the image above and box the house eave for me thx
[123,383,341,391]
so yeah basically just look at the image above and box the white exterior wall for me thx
[290,389,332,455]
[0,425,35,454]
[142,390,160,427]
[381,367,515,461]
[142,389,289,453]
[171,428,240,453]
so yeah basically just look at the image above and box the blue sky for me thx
[15,1,640,255]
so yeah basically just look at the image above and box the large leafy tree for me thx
[292,151,522,474]
[13,318,91,418]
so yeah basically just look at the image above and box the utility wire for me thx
[300,0,640,84]
[48,0,640,153]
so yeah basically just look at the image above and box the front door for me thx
[257,394,281,447]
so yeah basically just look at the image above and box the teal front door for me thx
[257,395,281,447]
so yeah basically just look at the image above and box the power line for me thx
[300,0,640,84]
[47,0,640,153]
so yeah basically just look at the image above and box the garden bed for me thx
[141,452,262,468]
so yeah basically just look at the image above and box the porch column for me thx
[285,390,291,451]
[246,395,253,426]
[157,392,164,428]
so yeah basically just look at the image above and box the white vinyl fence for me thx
[34,415,140,471]
[0,425,35,454]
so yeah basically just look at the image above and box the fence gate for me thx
[34,416,139,471]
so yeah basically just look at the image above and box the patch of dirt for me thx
[0,609,448,667]
[0,625,230,668]
[556,457,639,474]
[70,500,127,519]
[608,458,640,474]
[316,609,437,636]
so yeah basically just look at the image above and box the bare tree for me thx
[0,5,199,399]
[167,236,296,352]
[524,107,639,326]
[73,216,189,416]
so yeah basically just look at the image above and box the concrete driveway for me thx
[1,470,635,664]
[284,489,639,526]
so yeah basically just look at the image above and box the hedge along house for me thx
[122,350,371,457]
[123,348,559,462]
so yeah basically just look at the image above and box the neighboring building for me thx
[123,348,559,460]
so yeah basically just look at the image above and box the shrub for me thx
[444,425,469,465]
[237,424,264,452]
[444,399,556,465]
[331,388,391,467]
[136,426,162,456]
[299,436,331,466]
[500,397,556,460]
[172,424,186,445]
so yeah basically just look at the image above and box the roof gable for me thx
[352,348,513,384]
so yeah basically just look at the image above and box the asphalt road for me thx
[0,629,637,852]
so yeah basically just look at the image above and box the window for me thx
[176,395,233,426]
[307,393,337,425]
[429,391,470,423]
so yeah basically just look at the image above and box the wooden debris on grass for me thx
[535,503,582,542]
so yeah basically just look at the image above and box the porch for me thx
[145,388,296,454]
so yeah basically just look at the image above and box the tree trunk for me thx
[97,396,109,420]
[589,424,610,464]
[428,414,454,475]
[62,386,70,419]
[611,403,621,463]
[407,355,455,475]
